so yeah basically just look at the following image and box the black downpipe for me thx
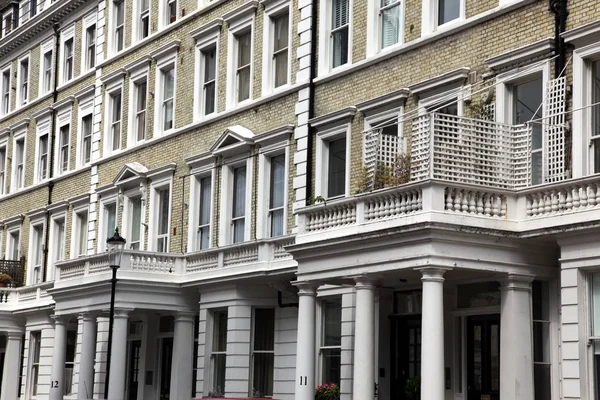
[304,0,318,205]
[41,23,61,282]
[550,0,569,78]
[278,290,299,308]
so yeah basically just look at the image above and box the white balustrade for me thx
[444,187,506,218]
[526,180,600,217]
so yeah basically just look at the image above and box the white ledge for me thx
[52,96,75,111]
[190,18,223,40]
[124,56,152,73]
[26,206,47,221]
[309,107,357,129]
[254,124,294,147]
[409,68,470,96]
[356,88,410,115]
[150,40,180,61]
[223,1,259,24]
[73,85,95,101]
[9,119,30,132]
[562,20,600,48]
[1,214,24,226]
[100,69,126,86]
[185,152,215,173]
[485,37,554,70]
[68,193,89,206]
[146,163,177,180]
[31,106,53,120]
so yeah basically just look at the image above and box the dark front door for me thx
[127,340,141,400]
[159,337,173,400]
[467,315,500,400]
[390,316,421,400]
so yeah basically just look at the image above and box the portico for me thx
[289,226,558,400]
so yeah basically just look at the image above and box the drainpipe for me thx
[550,0,568,78]
[304,0,318,205]
[41,23,61,282]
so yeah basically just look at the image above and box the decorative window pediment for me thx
[210,125,255,157]
[113,162,148,189]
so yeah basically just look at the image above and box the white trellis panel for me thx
[410,114,431,181]
[543,76,567,183]
[363,126,400,189]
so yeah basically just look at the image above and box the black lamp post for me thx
[104,228,126,399]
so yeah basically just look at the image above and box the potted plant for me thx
[405,376,420,400]
[205,387,224,398]
[315,383,340,400]
[0,273,12,288]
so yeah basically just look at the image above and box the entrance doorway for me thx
[390,316,421,400]
[466,315,500,400]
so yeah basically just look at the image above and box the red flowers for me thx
[315,383,340,400]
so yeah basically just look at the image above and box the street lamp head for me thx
[106,228,127,267]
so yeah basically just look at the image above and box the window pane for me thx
[106,203,116,236]
[254,309,275,351]
[232,167,246,218]
[199,176,212,226]
[237,32,251,68]
[322,348,341,385]
[327,137,346,197]
[213,310,228,352]
[322,297,342,346]
[252,353,274,396]
[513,77,542,150]
[332,27,348,68]
[270,154,285,209]
[212,353,226,394]
[204,47,216,82]
[592,273,600,336]
[534,363,551,400]
[158,188,170,235]
[332,0,349,29]
[438,0,460,25]
[381,2,400,48]
[130,197,142,249]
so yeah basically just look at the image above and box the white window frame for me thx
[39,39,54,96]
[132,0,151,42]
[98,193,119,252]
[110,0,126,55]
[219,157,253,246]
[317,296,343,386]
[153,50,178,136]
[19,0,30,25]
[27,219,45,285]
[104,79,124,155]
[2,8,14,36]
[6,224,21,261]
[16,53,30,107]
[261,0,292,94]
[34,118,51,183]
[250,308,276,397]
[496,62,549,185]
[148,176,172,252]
[366,0,404,56]
[82,13,97,72]
[11,129,26,191]
[27,331,42,398]
[0,135,7,195]
[188,169,215,252]
[418,87,465,116]
[159,0,178,29]
[54,108,72,176]
[257,140,289,239]
[421,0,465,36]
[192,22,220,121]
[226,12,255,109]
[122,188,145,251]
[207,308,228,396]
[59,25,75,85]
[77,97,94,167]
[315,125,351,199]
[70,204,89,258]
[317,0,353,76]
[1,63,12,116]
[127,65,150,147]
[573,42,600,178]
[47,211,67,280]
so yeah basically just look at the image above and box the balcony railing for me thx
[55,236,296,283]
[297,176,600,236]
[410,113,532,189]
[0,257,25,287]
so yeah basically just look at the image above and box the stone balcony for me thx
[53,235,296,289]
[0,281,54,309]
[296,175,600,243]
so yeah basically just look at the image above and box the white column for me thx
[352,277,376,400]
[295,283,317,400]
[78,313,97,400]
[1,331,23,400]
[170,312,195,400]
[498,274,535,400]
[107,310,129,400]
[50,316,68,400]
[418,267,449,400]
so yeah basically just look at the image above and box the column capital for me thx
[174,311,196,322]
[497,273,535,291]
[6,331,23,339]
[78,311,99,322]
[51,314,68,325]
[294,282,319,296]
[416,266,452,282]
[113,309,132,319]
[353,275,379,290]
